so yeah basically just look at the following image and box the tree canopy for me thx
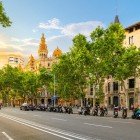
[0,1,12,27]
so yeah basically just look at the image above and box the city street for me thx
[0,107,140,140]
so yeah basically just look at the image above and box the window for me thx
[9,57,14,62]
[113,82,118,91]
[14,58,18,63]
[129,28,133,33]
[129,78,135,88]
[129,36,134,45]
[90,85,93,95]
[135,25,140,30]
[108,82,110,92]
[108,97,111,105]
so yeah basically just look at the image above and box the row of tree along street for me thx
[0,66,54,106]
[0,1,140,107]
[0,22,140,106]
[52,23,140,105]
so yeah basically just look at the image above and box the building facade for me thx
[26,33,62,72]
[0,52,24,69]
[104,21,140,109]
[25,33,62,105]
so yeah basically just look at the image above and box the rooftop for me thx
[125,22,140,30]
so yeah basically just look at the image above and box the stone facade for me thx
[26,33,62,72]
[104,22,140,109]
[0,52,24,69]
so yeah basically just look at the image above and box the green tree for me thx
[114,45,140,106]
[52,34,90,105]
[0,1,12,27]
[24,71,41,105]
[0,65,19,106]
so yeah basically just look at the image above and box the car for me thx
[20,103,29,111]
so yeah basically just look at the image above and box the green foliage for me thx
[0,1,12,27]
[0,23,140,106]
[52,23,140,104]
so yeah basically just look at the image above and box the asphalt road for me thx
[0,107,140,140]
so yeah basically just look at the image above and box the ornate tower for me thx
[27,55,35,71]
[114,15,120,23]
[38,33,48,60]
[53,46,62,58]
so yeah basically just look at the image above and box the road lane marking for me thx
[34,115,40,117]
[109,121,135,124]
[0,113,95,140]
[52,118,67,121]
[19,112,27,115]
[2,132,14,140]
[76,117,90,120]
[84,123,113,128]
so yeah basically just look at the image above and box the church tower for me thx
[38,33,48,60]
[114,15,120,23]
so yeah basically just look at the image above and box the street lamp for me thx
[53,74,56,107]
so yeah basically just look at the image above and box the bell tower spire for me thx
[38,33,48,60]
[114,0,120,23]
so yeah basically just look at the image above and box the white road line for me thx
[76,117,90,120]
[109,121,135,124]
[34,115,40,117]
[84,123,113,128]
[2,132,14,140]
[52,118,67,121]
[0,113,95,140]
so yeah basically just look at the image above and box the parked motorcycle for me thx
[104,107,108,116]
[93,106,98,116]
[67,106,73,114]
[99,107,105,117]
[114,106,119,118]
[122,107,127,119]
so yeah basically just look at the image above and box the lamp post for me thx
[53,74,56,107]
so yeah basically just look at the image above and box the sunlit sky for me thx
[0,0,140,60]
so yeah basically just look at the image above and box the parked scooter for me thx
[93,106,98,116]
[114,106,119,118]
[99,106,105,117]
[67,106,73,114]
[132,108,140,119]
[78,107,83,115]
[122,107,127,119]
[104,107,108,116]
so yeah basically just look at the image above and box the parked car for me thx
[20,103,29,111]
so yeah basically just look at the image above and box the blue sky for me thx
[0,0,140,60]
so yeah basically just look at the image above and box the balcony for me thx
[128,88,134,92]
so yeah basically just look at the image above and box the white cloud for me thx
[38,18,62,30]
[47,35,72,53]
[0,19,104,64]
[11,37,39,46]
[61,21,104,36]
[0,40,24,51]
[34,19,104,56]
[38,18,104,37]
